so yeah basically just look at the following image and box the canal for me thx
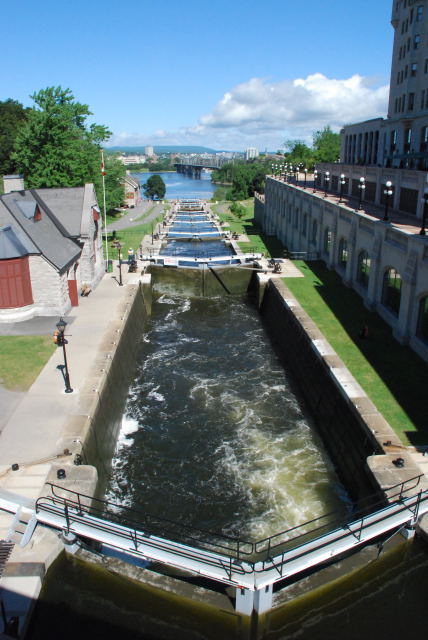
[105,294,345,542]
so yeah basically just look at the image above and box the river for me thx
[132,170,217,200]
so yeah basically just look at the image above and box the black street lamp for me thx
[303,168,308,189]
[358,177,366,210]
[324,171,330,197]
[56,317,73,393]
[383,181,393,221]
[339,173,346,203]
[419,189,428,235]
[117,242,124,286]
[313,170,318,192]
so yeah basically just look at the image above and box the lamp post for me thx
[339,173,345,203]
[358,177,366,210]
[303,168,308,189]
[419,189,428,235]
[313,170,318,192]
[324,171,330,197]
[56,317,73,393]
[117,242,123,286]
[383,181,393,222]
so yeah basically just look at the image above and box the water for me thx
[132,170,217,200]
[105,295,345,542]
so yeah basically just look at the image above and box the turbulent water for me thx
[105,295,345,542]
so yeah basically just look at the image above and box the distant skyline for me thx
[3,0,393,151]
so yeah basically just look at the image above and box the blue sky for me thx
[3,0,393,150]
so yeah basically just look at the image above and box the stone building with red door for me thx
[0,176,104,322]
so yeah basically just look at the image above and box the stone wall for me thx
[259,278,396,501]
[29,256,71,317]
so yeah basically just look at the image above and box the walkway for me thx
[108,201,164,232]
[282,176,424,235]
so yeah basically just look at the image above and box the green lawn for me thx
[104,215,164,263]
[213,199,286,257]
[0,336,56,391]
[284,261,428,446]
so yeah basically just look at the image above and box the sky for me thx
[2,0,394,151]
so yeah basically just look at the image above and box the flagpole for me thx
[101,150,109,270]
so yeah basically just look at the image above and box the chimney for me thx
[3,175,25,193]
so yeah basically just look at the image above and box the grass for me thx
[284,261,428,446]
[0,336,56,391]
[213,199,286,257]
[104,214,164,262]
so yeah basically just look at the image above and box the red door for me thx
[68,279,79,306]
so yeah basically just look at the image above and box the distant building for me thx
[145,146,154,157]
[245,147,259,160]
[121,172,141,208]
[0,176,104,321]
[118,154,146,165]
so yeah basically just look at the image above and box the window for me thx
[425,59,428,73]
[421,89,425,109]
[420,126,428,150]
[311,220,318,245]
[323,228,332,255]
[410,8,414,23]
[356,251,370,288]
[417,5,424,21]
[407,37,411,51]
[408,92,415,111]
[382,268,402,316]
[302,214,307,237]
[405,65,408,78]
[338,238,348,269]
[414,34,421,49]
[416,295,428,343]
[294,209,299,229]
[411,63,418,76]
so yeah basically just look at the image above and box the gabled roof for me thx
[0,224,35,259]
[32,187,85,237]
[1,191,80,272]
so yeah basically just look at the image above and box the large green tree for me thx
[0,99,29,176]
[13,86,112,190]
[143,174,166,199]
[312,126,341,163]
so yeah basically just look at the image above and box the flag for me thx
[101,151,106,176]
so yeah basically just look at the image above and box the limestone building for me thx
[255,0,428,363]
[0,176,104,322]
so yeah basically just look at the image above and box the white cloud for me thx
[108,73,389,151]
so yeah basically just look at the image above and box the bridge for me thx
[174,155,230,177]
[1,475,427,616]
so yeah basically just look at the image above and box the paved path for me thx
[0,269,138,468]
[108,201,165,232]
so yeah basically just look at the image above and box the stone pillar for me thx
[235,587,254,616]
[366,234,383,310]
[254,584,273,615]
[394,250,418,343]
[344,219,358,286]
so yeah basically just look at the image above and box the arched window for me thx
[338,238,348,268]
[382,267,402,316]
[323,228,332,255]
[302,214,307,237]
[356,250,370,288]
[416,295,428,344]
[311,220,318,245]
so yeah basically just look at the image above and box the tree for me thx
[102,155,126,212]
[13,87,111,189]
[312,126,341,163]
[143,174,165,199]
[0,99,29,176]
